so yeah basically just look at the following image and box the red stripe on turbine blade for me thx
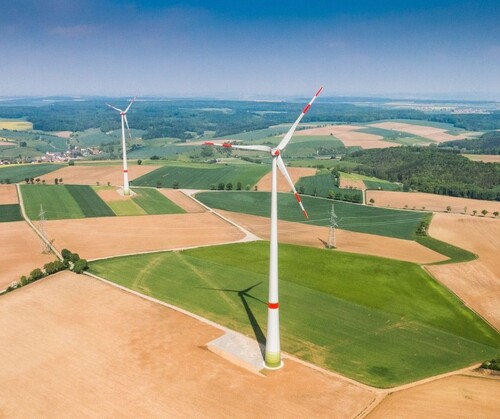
[294,192,302,203]
[315,86,323,97]
[123,170,128,173]
[302,104,311,114]
[268,302,279,309]
[222,143,232,148]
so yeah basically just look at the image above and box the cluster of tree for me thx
[345,147,500,201]
[480,358,500,371]
[61,248,89,274]
[4,259,66,293]
[326,190,363,203]
[439,131,500,155]
[209,181,248,191]
[1,98,498,143]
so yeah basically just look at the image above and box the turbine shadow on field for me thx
[197,282,267,357]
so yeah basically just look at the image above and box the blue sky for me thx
[1,1,499,99]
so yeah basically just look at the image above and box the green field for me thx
[195,191,426,239]
[65,185,115,217]
[21,184,114,220]
[131,188,185,214]
[133,162,270,189]
[358,127,432,145]
[0,204,23,222]
[296,173,363,200]
[0,164,62,183]
[89,242,500,387]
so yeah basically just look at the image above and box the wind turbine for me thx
[107,97,135,195]
[205,87,323,368]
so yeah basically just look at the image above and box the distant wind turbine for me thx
[205,87,323,368]
[107,98,135,195]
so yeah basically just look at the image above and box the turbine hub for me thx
[272,149,280,156]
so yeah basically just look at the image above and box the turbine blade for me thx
[124,114,132,139]
[106,104,123,113]
[124,97,136,113]
[277,86,323,151]
[203,142,272,152]
[277,155,308,219]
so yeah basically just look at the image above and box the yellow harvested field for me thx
[256,167,316,192]
[0,184,19,204]
[366,190,500,215]
[217,210,446,264]
[426,214,500,329]
[368,121,472,142]
[0,120,33,130]
[0,140,16,146]
[0,221,55,290]
[0,272,375,418]
[44,213,245,260]
[464,154,500,163]
[368,375,500,419]
[158,189,207,213]
[39,164,158,186]
[295,124,399,149]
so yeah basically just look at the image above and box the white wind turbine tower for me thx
[205,87,322,368]
[107,98,136,195]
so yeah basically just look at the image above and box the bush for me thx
[137,159,143,165]
[480,358,500,371]
[73,259,89,274]
[68,160,75,166]
[44,260,66,275]
[29,268,44,281]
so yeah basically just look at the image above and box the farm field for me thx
[368,375,499,418]
[256,167,316,192]
[133,162,270,190]
[0,184,18,203]
[38,163,158,186]
[217,210,445,264]
[0,204,23,222]
[21,184,114,220]
[339,172,402,191]
[0,163,62,183]
[0,272,375,418]
[426,214,500,329]
[0,221,54,289]
[294,124,399,149]
[43,212,245,260]
[366,190,500,214]
[0,118,33,130]
[158,189,207,213]
[89,241,500,387]
[195,191,427,240]
[296,173,363,200]
[464,154,500,163]
[368,121,475,142]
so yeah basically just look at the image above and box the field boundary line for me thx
[15,183,62,260]
[180,189,261,242]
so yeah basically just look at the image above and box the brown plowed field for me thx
[0,184,19,204]
[368,375,500,418]
[96,188,130,202]
[464,154,500,163]
[217,210,446,264]
[426,214,500,329]
[339,178,365,190]
[256,167,316,192]
[158,189,207,213]
[295,125,398,149]
[368,121,472,142]
[44,213,245,260]
[39,164,158,186]
[366,190,500,215]
[0,221,54,289]
[0,272,375,418]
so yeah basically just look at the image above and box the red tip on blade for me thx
[315,86,323,97]
[268,302,279,309]
[222,143,232,148]
[302,104,311,114]
[204,142,214,146]
[294,192,302,203]
[303,210,309,219]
